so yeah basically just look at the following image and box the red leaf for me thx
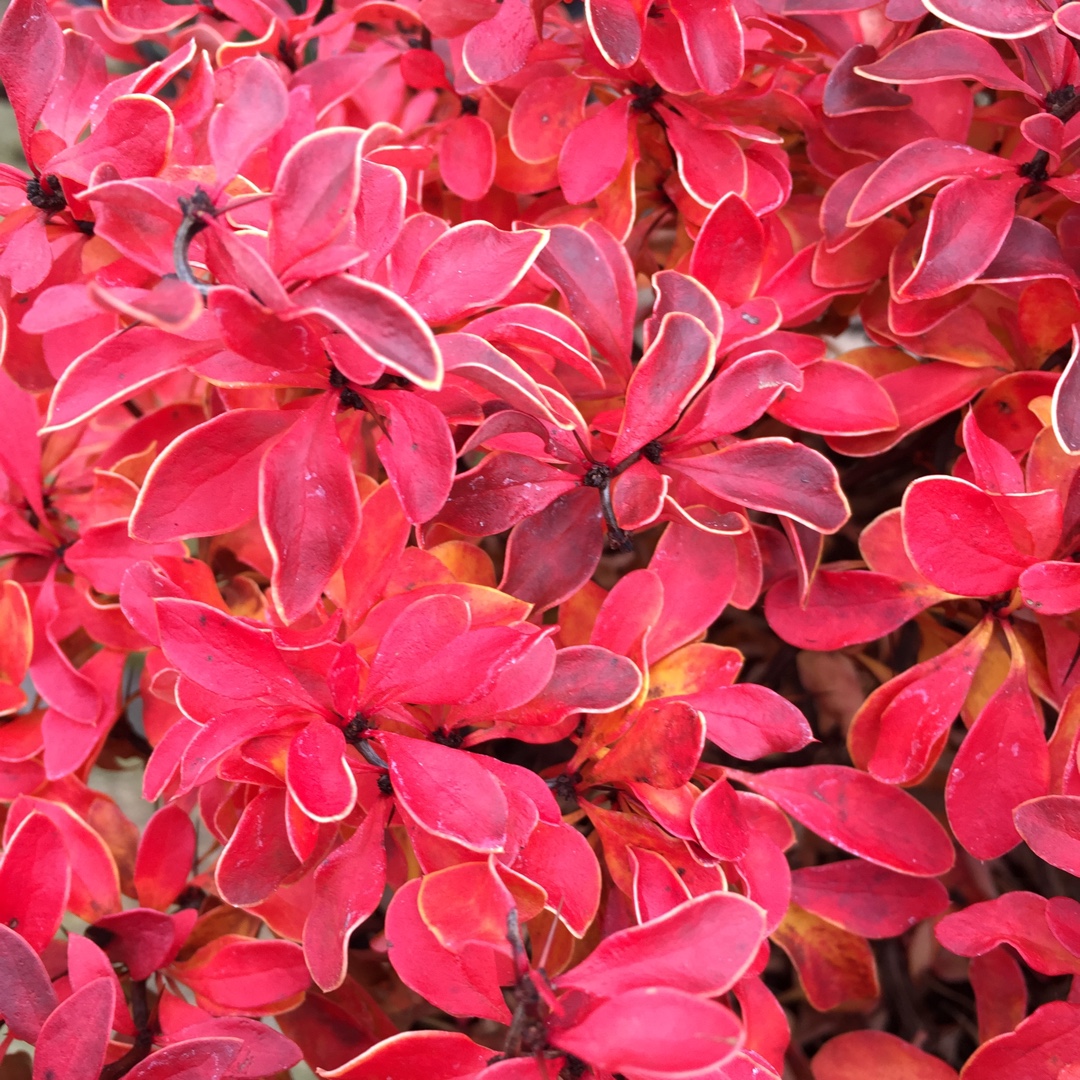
[380,732,508,853]
[669,438,849,533]
[303,798,389,991]
[0,812,69,953]
[586,0,642,67]
[363,594,471,705]
[318,1031,491,1080]
[945,639,1049,860]
[552,988,743,1077]
[897,175,1024,300]
[1020,560,1080,615]
[699,683,813,760]
[1052,326,1080,453]
[970,947,1027,1044]
[441,452,580,537]
[45,327,216,431]
[903,475,1038,595]
[269,128,362,279]
[855,617,992,783]
[666,351,802,449]
[766,569,942,650]
[508,76,588,163]
[0,0,63,150]
[289,276,442,390]
[155,598,311,703]
[1014,795,1080,875]
[935,892,1080,975]
[848,139,1010,227]
[690,194,764,306]
[772,905,879,1011]
[791,861,949,938]
[854,29,1033,96]
[961,1001,1080,1080]
[91,907,184,980]
[769,360,898,437]
[133,805,195,912]
[461,0,538,85]
[48,94,173,185]
[811,1030,958,1080]
[0,922,58,1041]
[132,410,297,542]
[611,312,714,462]
[557,891,766,998]
[512,820,600,937]
[260,396,362,622]
[384,878,510,1022]
[33,977,114,1080]
[405,222,547,326]
[123,1038,243,1080]
[365,388,455,525]
[668,0,742,95]
[921,0,1052,37]
[5,796,120,922]
[532,223,635,376]
[441,115,496,203]
[287,721,356,823]
[500,488,604,610]
[730,765,955,876]
[417,858,515,953]
[630,848,692,923]
[174,936,310,1013]
[692,777,749,861]
[215,789,302,908]
[589,701,705,789]
[209,57,288,191]
[558,97,633,205]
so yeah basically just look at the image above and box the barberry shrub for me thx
[3,0,1080,1076]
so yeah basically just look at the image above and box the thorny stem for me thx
[173,187,219,296]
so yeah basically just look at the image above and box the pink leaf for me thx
[33,976,114,1080]
[0,0,63,150]
[270,128,362,279]
[123,1038,243,1080]
[731,765,955,876]
[209,57,288,190]
[854,29,1034,96]
[945,642,1049,860]
[669,438,849,533]
[303,799,389,991]
[0,812,69,953]
[259,396,362,622]
[131,409,297,542]
[791,861,949,938]
[847,139,1011,227]
[380,732,508,853]
[440,115,496,203]
[936,892,1080,975]
[558,97,633,205]
[551,988,742,1077]
[811,1030,958,1080]
[611,313,714,461]
[289,276,442,390]
[1014,795,1080,876]
[0,922,58,1041]
[961,1002,1080,1080]
[365,388,455,525]
[405,222,546,326]
[557,891,766,998]
[286,721,356,823]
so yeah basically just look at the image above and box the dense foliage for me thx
[3,0,1080,1076]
